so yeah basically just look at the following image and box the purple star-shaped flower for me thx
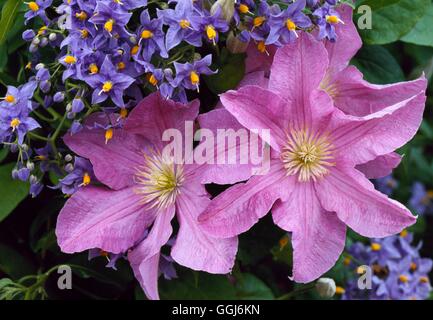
[136,10,168,61]
[173,54,216,91]
[24,0,52,25]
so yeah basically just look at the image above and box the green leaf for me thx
[355,0,431,45]
[351,45,405,84]
[0,163,29,222]
[401,4,433,47]
[0,243,36,279]
[0,148,8,163]
[235,273,274,299]
[204,50,246,94]
[0,0,21,45]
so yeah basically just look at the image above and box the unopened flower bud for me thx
[315,278,336,298]
[26,161,35,171]
[65,154,73,162]
[226,32,249,54]
[21,144,29,152]
[211,0,235,22]
[65,163,74,172]
[66,103,72,112]
[29,175,38,184]
[35,63,45,71]
[29,44,38,53]
[193,53,202,62]
[49,33,57,41]
[32,37,40,45]
[22,29,36,41]
[40,37,48,47]
[129,36,137,44]
[53,92,65,103]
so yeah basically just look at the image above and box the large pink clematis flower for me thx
[198,32,427,283]
[243,5,427,179]
[55,92,237,299]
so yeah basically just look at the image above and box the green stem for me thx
[277,283,316,300]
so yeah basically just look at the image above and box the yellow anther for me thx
[356,266,366,274]
[253,16,266,28]
[206,25,217,41]
[335,286,345,295]
[238,4,249,14]
[371,243,381,251]
[82,173,91,186]
[28,2,39,11]
[25,62,32,70]
[257,41,266,53]
[38,26,47,35]
[64,55,77,64]
[104,19,115,33]
[286,18,296,31]
[279,235,289,249]
[420,276,429,283]
[148,74,158,86]
[5,95,15,103]
[75,11,88,21]
[80,29,89,38]
[427,190,433,198]
[105,128,113,144]
[117,62,126,71]
[130,45,140,55]
[179,19,190,29]
[410,262,417,271]
[119,108,128,119]
[102,81,113,93]
[343,256,351,266]
[141,29,153,39]
[35,155,47,161]
[100,250,109,257]
[88,63,99,74]
[10,118,20,130]
[398,274,409,283]
[190,71,199,85]
[326,15,340,24]
[400,229,408,238]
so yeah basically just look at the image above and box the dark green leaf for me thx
[0,243,36,279]
[0,163,29,223]
[355,0,430,45]
[401,4,433,47]
[0,148,8,163]
[0,0,21,45]
[351,45,405,84]
[235,273,274,299]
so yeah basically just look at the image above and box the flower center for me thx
[238,4,250,14]
[81,172,91,186]
[371,243,381,251]
[102,81,113,93]
[88,63,99,74]
[190,71,199,86]
[28,2,39,11]
[148,73,158,86]
[105,128,113,144]
[257,41,266,53]
[130,45,139,55]
[281,129,334,182]
[75,11,88,21]
[326,15,340,24]
[5,95,15,103]
[10,118,20,130]
[398,275,409,283]
[104,19,115,33]
[141,29,153,39]
[206,25,216,40]
[134,152,185,209]
[286,19,296,31]
[64,55,76,64]
[179,19,190,29]
[253,16,266,28]
[117,62,126,71]
[80,29,89,38]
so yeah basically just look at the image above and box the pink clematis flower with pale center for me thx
[55,92,237,299]
[198,32,427,283]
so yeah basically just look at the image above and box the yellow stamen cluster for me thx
[410,262,417,271]
[5,95,15,103]
[117,62,126,71]
[238,4,249,14]
[420,276,429,283]
[179,19,190,29]
[10,118,20,130]
[148,74,158,86]
[105,128,113,144]
[257,41,266,54]
[38,26,47,36]
[141,29,153,39]
[400,229,408,238]
[335,286,345,295]
[253,16,266,28]
[371,243,381,251]
[326,15,340,24]
[28,1,39,11]
[75,11,88,21]
[102,81,113,93]
[281,129,334,182]
[190,71,199,86]
[80,29,89,38]
[119,108,128,119]
[398,274,409,283]
[88,63,99,74]
[286,19,296,31]
[134,152,185,209]
[130,45,140,55]
[206,25,217,41]
[104,19,115,33]
[81,173,91,186]
[64,55,77,64]
[343,256,351,266]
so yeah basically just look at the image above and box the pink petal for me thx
[316,166,416,238]
[356,153,402,179]
[329,92,426,165]
[324,5,361,76]
[268,33,329,128]
[220,85,288,151]
[272,182,346,283]
[56,186,154,254]
[245,42,277,74]
[134,205,175,262]
[197,108,265,184]
[64,125,149,190]
[128,251,160,300]
[172,189,238,274]
[329,66,427,116]
[198,162,292,238]
[124,92,199,149]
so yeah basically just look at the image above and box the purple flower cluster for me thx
[409,182,433,215]
[342,232,432,300]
